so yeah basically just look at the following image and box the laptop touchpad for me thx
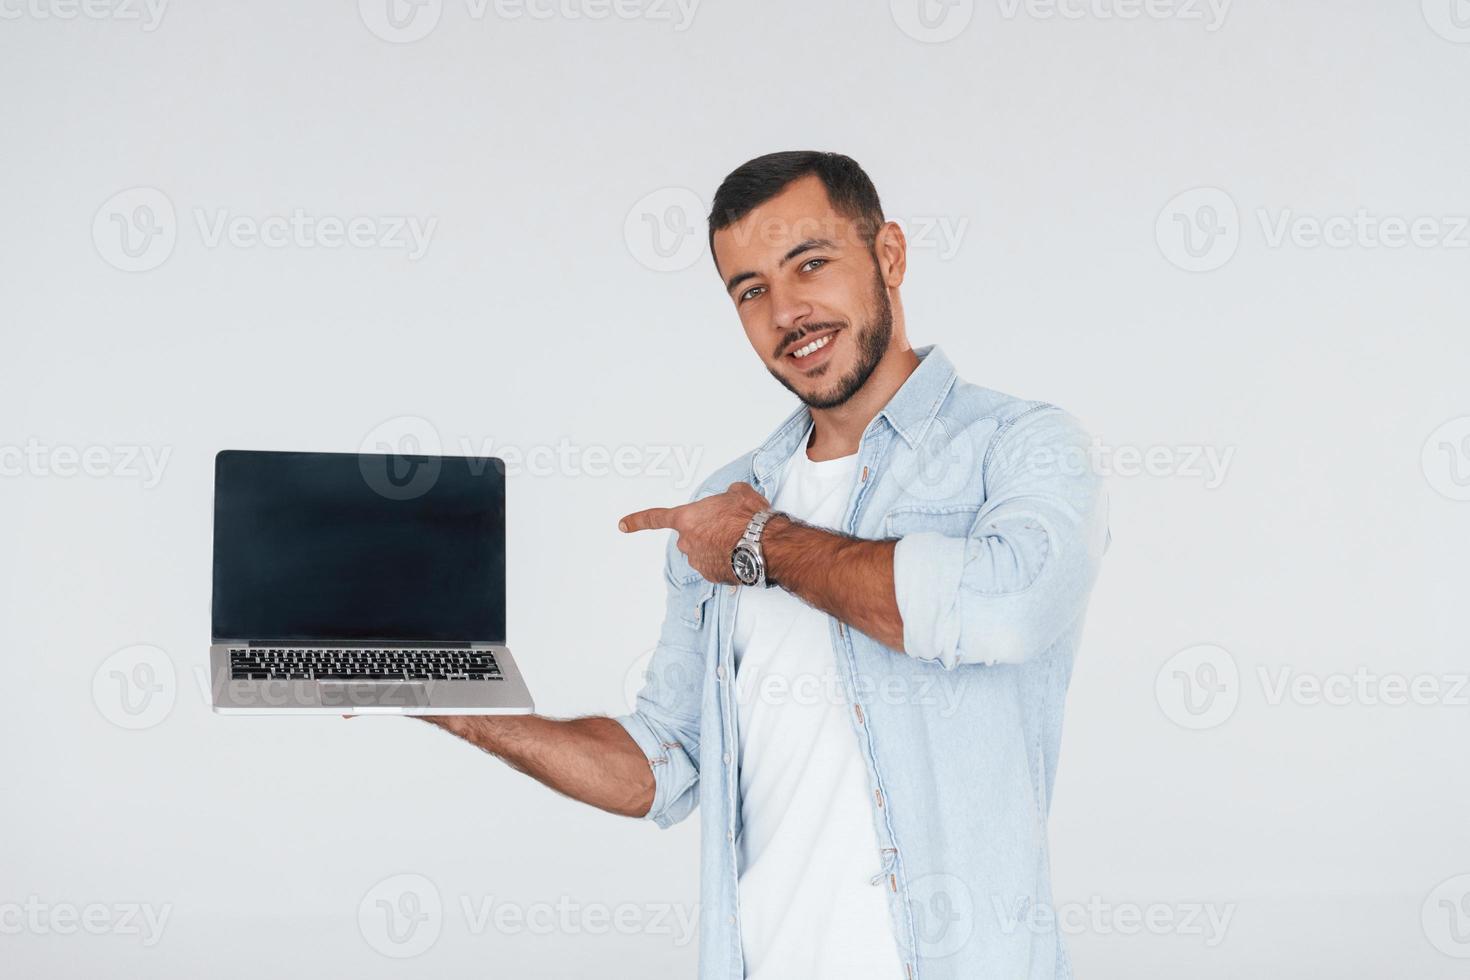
[318,681,431,708]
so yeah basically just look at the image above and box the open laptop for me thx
[210,449,534,715]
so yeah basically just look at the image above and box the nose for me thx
[767,283,813,338]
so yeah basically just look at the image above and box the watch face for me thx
[731,546,759,585]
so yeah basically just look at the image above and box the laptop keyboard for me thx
[228,647,502,681]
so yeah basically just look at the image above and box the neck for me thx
[805,344,921,461]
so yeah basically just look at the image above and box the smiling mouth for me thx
[782,328,840,365]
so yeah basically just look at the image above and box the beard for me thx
[769,264,894,410]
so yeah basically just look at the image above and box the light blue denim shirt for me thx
[616,345,1110,979]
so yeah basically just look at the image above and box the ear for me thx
[873,220,907,288]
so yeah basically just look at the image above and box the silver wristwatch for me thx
[731,509,779,588]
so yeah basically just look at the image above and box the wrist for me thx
[759,513,797,585]
[420,714,459,732]
[762,512,795,541]
[730,508,784,588]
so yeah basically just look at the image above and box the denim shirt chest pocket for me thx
[675,572,718,630]
[882,503,982,539]
[668,487,723,632]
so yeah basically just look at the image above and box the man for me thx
[421,151,1109,978]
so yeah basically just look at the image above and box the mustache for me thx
[775,322,843,359]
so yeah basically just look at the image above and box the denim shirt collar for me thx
[750,344,957,486]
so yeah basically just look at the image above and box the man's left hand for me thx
[618,482,771,585]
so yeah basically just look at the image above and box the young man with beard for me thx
[418,151,1110,979]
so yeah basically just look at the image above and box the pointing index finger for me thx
[619,507,678,533]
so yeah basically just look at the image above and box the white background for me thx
[3,0,1469,976]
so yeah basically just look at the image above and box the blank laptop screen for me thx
[212,450,505,643]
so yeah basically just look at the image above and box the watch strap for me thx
[744,509,778,587]
[741,509,775,546]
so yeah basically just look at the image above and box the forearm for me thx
[761,515,905,651]
[420,714,655,819]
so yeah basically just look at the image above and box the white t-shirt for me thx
[732,431,904,979]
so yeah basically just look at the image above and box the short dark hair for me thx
[706,151,885,263]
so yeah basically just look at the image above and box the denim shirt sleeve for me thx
[613,522,710,829]
[892,406,1110,669]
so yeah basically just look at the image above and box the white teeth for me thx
[792,335,832,359]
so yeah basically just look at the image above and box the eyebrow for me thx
[723,238,837,296]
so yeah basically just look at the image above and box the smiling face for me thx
[712,175,897,410]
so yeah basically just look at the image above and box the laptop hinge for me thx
[245,639,476,648]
